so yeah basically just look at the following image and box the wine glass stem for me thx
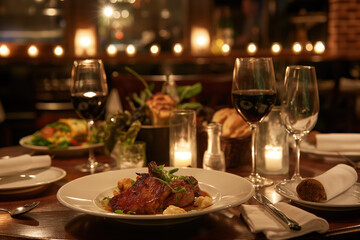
[293,138,302,180]
[250,124,258,178]
[87,120,96,169]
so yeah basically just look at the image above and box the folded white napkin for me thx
[312,164,358,201]
[241,202,329,240]
[316,133,360,152]
[0,154,51,177]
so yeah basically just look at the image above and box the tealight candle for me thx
[264,146,283,171]
[169,109,197,168]
[173,138,192,167]
[256,106,289,175]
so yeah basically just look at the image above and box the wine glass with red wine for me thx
[232,58,277,187]
[280,65,319,182]
[70,59,109,173]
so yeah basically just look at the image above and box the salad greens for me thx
[100,111,141,155]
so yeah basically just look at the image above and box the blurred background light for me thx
[107,44,117,56]
[292,42,302,54]
[53,45,64,57]
[103,7,113,17]
[126,44,136,56]
[271,42,282,54]
[150,44,160,55]
[221,43,230,55]
[305,42,313,52]
[173,43,183,55]
[0,44,10,57]
[28,45,39,57]
[191,27,210,55]
[74,28,96,56]
[247,43,257,55]
[314,41,325,54]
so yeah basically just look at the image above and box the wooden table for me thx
[0,146,359,240]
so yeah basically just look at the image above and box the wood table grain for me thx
[0,146,359,240]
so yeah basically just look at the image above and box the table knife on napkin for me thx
[253,192,301,231]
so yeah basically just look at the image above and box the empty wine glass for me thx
[232,58,277,187]
[280,65,319,182]
[70,59,109,173]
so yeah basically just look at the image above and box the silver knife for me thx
[253,192,301,231]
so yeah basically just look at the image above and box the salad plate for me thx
[20,135,104,156]
[57,167,254,224]
[275,180,360,211]
[0,167,66,195]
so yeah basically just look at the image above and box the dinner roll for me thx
[212,108,250,138]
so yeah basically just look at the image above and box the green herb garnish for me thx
[114,209,136,215]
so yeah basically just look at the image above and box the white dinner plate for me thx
[275,180,360,211]
[57,167,254,224]
[301,140,360,159]
[0,167,66,195]
[20,135,104,157]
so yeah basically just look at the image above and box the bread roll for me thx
[211,108,232,124]
[222,111,246,137]
[296,179,326,202]
[212,108,250,138]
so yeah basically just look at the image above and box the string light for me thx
[126,44,136,56]
[247,43,257,55]
[173,43,183,55]
[103,6,113,17]
[271,42,282,54]
[0,44,10,57]
[292,42,302,54]
[150,44,160,56]
[28,45,39,57]
[107,44,117,56]
[314,41,325,54]
[53,45,64,57]
[305,42,313,52]
[221,43,231,55]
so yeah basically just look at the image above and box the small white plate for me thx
[0,167,66,195]
[20,135,104,157]
[57,168,254,224]
[275,180,360,211]
[301,140,360,159]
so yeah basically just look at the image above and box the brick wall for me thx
[328,0,360,57]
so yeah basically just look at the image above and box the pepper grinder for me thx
[203,122,225,171]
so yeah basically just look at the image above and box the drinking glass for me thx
[280,65,319,182]
[232,58,277,187]
[70,59,109,173]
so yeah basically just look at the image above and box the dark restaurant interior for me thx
[1,0,358,147]
[1,1,360,240]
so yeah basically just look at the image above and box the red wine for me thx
[232,89,276,124]
[71,92,107,120]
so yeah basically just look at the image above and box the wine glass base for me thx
[75,162,110,173]
[290,174,303,183]
[246,174,273,188]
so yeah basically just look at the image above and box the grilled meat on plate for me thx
[109,161,201,214]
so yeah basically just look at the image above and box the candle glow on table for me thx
[264,146,283,171]
[173,139,192,167]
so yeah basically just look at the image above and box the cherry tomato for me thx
[41,126,54,138]
[70,138,87,146]
[70,139,79,146]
